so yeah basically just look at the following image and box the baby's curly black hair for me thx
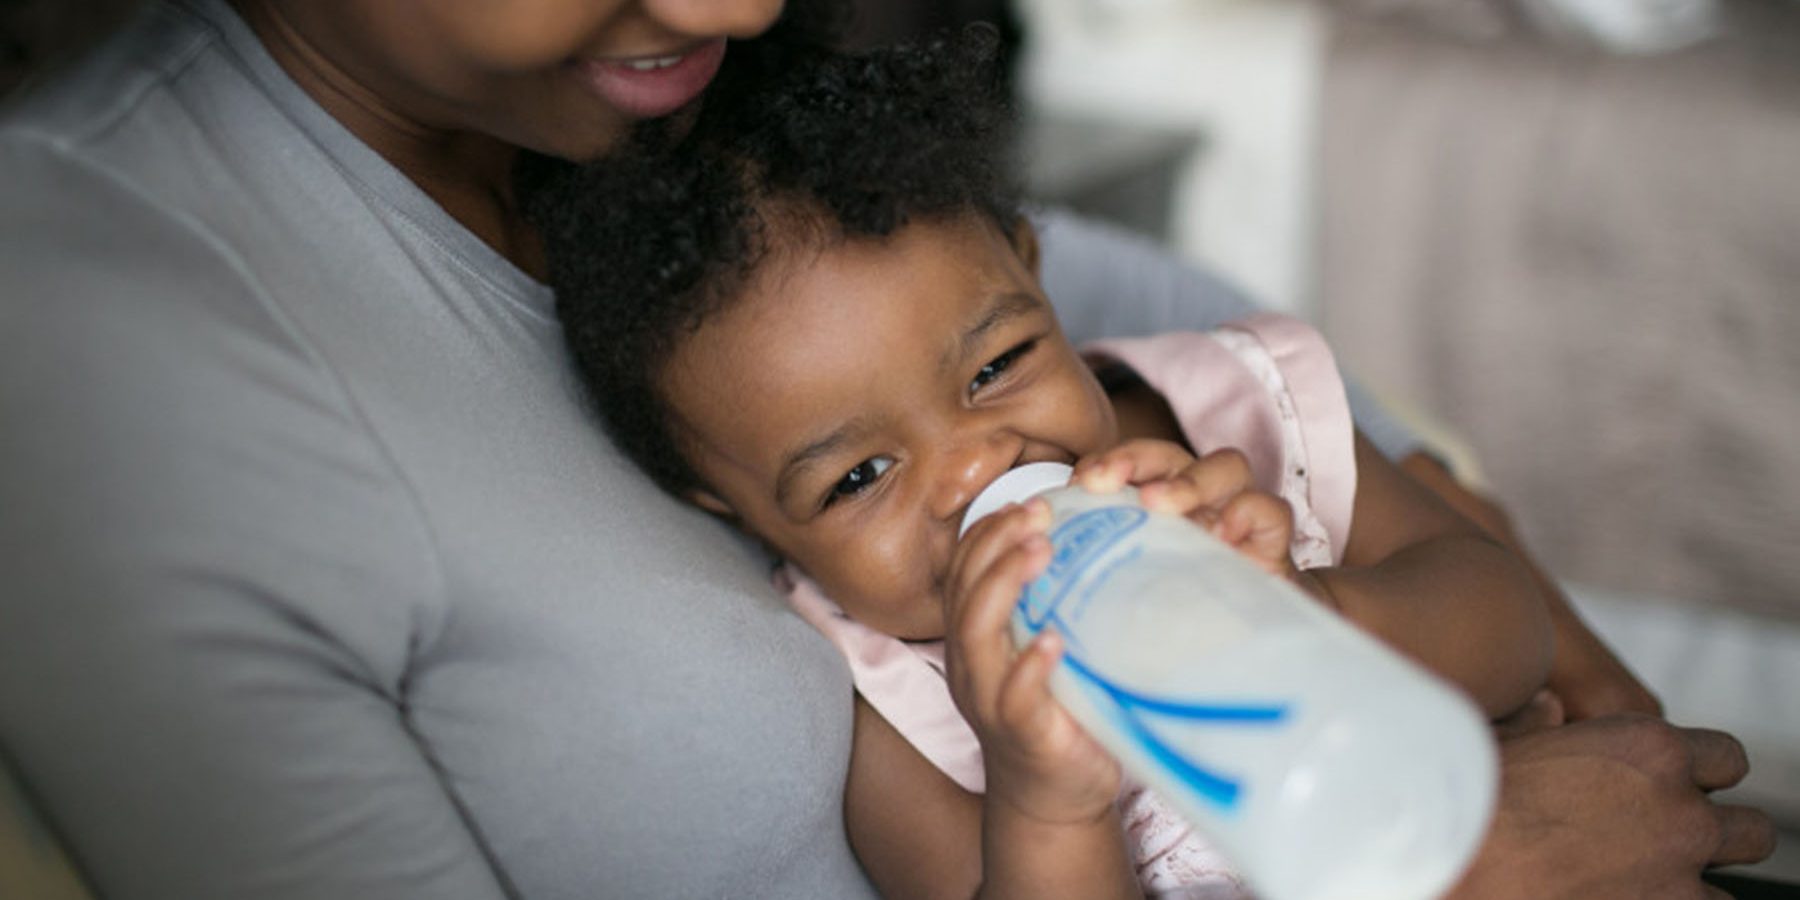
[524,27,1022,500]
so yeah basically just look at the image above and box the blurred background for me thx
[5,0,1797,886]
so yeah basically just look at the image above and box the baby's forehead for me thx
[660,213,1035,455]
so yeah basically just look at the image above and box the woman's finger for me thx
[1709,803,1778,868]
[1492,689,1567,740]
[1683,727,1751,792]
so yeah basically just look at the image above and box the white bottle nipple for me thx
[958,462,1075,539]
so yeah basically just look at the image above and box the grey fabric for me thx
[0,2,865,897]
[0,3,1418,898]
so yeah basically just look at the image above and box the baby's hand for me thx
[943,501,1123,826]
[1075,439,1298,580]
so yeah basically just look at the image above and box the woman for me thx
[0,0,1770,896]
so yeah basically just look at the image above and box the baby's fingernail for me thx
[1082,463,1122,491]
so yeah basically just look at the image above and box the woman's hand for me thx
[942,500,1122,827]
[1452,714,1774,899]
[1074,440,1299,581]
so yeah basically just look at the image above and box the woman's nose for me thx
[642,0,786,39]
[929,433,1022,525]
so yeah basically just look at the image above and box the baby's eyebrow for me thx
[772,292,1043,510]
[946,291,1043,374]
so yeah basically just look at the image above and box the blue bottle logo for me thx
[1020,506,1146,630]
[1018,505,1289,812]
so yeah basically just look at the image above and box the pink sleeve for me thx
[777,567,986,793]
[1083,314,1358,565]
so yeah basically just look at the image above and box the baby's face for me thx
[662,215,1117,640]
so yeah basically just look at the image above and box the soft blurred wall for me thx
[1315,0,1800,623]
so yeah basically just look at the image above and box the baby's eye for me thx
[827,456,894,505]
[970,340,1037,394]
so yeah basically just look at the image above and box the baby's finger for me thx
[992,629,1067,741]
[1137,448,1255,517]
[1214,490,1296,575]
[949,500,1050,611]
[945,534,1052,722]
[1072,439,1197,493]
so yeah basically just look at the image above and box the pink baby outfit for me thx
[783,314,1358,898]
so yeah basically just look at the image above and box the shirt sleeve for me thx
[1029,207,1426,461]
[1083,318,1357,566]
[0,139,509,900]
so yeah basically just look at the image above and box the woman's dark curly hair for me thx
[523,26,1021,500]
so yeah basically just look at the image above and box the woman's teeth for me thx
[623,55,684,72]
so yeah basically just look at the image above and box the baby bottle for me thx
[961,462,1498,900]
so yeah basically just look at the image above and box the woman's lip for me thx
[570,38,729,119]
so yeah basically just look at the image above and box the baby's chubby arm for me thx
[1076,437,1554,720]
[1323,434,1554,718]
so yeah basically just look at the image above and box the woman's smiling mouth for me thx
[569,38,729,119]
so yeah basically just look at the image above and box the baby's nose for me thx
[929,436,1021,525]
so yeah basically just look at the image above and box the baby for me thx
[528,33,1553,899]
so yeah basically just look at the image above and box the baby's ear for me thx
[687,488,738,520]
[1008,215,1041,276]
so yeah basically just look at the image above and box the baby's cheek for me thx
[1076,378,1121,452]
[818,527,943,640]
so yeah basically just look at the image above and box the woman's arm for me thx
[1311,435,1555,718]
